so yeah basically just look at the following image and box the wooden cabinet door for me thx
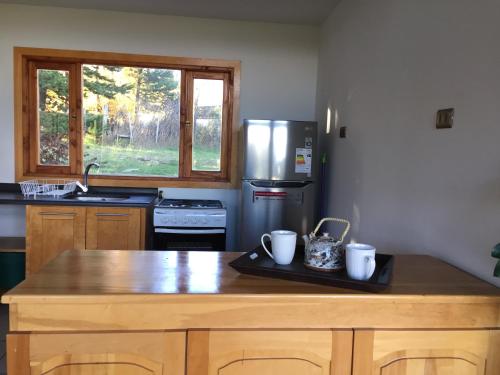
[353,329,498,375]
[86,207,144,250]
[187,330,353,375]
[26,205,86,274]
[8,331,185,375]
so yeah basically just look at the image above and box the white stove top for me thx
[156,198,223,209]
[154,199,226,228]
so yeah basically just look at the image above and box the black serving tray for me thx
[229,245,394,293]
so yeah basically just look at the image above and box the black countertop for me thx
[0,183,158,208]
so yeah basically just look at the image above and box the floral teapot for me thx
[302,217,351,272]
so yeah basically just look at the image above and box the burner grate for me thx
[157,199,223,209]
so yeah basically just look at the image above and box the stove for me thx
[153,198,227,251]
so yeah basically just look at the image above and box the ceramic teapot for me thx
[302,217,351,272]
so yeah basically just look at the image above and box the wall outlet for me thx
[339,126,347,138]
[436,108,454,129]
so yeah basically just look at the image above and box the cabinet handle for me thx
[39,212,76,216]
[95,213,129,217]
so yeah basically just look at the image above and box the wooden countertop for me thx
[3,250,498,301]
[2,251,499,331]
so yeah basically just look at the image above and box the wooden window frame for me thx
[26,61,82,176]
[14,47,241,188]
[184,71,231,180]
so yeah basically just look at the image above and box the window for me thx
[15,47,240,187]
[82,65,182,177]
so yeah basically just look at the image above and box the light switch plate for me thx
[339,126,347,138]
[436,108,454,129]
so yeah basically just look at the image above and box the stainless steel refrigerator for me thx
[240,119,317,251]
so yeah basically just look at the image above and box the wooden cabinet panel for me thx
[37,362,158,375]
[379,356,478,375]
[219,358,323,375]
[26,205,146,275]
[353,329,495,375]
[8,331,185,375]
[187,330,351,375]
[26,205,86,275]
[86,207,144,250]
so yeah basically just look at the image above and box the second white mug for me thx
[346,243,376,280]
[261,230,297,265]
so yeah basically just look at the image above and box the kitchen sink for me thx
[65,194,130,202]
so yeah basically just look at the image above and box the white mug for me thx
[346,243,376,280]
[261,230,297,265]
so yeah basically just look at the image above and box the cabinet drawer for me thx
[86,207,144,250]
[26,205,86,275]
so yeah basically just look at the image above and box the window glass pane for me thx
[192,79,223,171]
[38,69,70,166]
[82,65,181,177]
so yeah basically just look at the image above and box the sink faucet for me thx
[77,163,100,193]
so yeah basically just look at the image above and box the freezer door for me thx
[242,119,317,181]
[240,180,316,251]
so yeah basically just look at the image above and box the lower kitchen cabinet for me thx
[6,329,499,375]
[7,331,185,375]
[86,207,144,250]
[352,329,498,375]
[26,205,86,275]
[186,330,353,375]
[26,205,147,275]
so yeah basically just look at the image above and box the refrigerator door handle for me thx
[252,190,289,203]
[249,181,313,188]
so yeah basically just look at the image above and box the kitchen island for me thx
[2,250,499,375]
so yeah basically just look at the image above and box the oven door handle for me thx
[155,228,226,234]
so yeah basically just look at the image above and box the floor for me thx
[0,300,6,375]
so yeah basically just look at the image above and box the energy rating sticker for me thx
[295,148,312,174]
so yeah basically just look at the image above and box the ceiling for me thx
[0,0,341,25]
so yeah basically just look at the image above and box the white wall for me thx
[0,4,319,248]
[0,205,25,237]
[317,0,500,286]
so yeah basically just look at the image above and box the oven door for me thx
[154,227,226,251]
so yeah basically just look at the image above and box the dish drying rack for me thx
[19,179,78,198]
